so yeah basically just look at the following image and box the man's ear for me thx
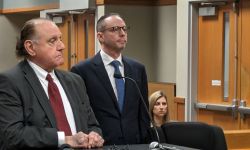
[24,40,36,56]
[97,32,104,44]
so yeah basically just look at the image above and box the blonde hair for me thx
[149,90,169,126]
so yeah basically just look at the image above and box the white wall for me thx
[176,0,190,98]
[0,15,18,71]
[59,0,88,10]
[104,5,155,80]
[153,5,176,83]
[0,1,3,8]
[0,14,38,72]
[100,5,177,82]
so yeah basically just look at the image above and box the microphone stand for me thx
[114,74,160,143]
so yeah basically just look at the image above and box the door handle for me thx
[238,100,250,119]
[195,103,235,111]
[195,99,238,119]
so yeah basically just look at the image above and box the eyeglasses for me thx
[101,26,130,33]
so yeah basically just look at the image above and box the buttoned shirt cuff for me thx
[57,131,65,147]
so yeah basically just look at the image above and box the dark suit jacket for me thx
[0,60,102,150]
[71,52,150,145]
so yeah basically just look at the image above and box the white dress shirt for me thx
[100,50,125,100]
[27,60,76,146]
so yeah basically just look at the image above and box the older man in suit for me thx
[71,13,150,145]
[0,18,104,149]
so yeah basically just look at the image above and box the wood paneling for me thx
[198,13,224,103]
[224,130,250,149]
[155,0,176,5]
[174,97,185,121]
[57,16,70,71]
[57,12,95,71]
[76,12,95,62]
[96,0,176,6]
[197,2,239,130]
[0,3,59,14]
[148,82,176,120]
[239,0,250,129]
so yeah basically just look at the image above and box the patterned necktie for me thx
[110,60,125,112]
[46,74,72,136]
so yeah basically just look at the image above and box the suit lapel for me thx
[122,57,136,112]
[21,60,57,128]
[123,57,133,79]
[55,70,82,131]
[92,53,120,113]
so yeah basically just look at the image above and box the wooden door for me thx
[239,0,250,129]
[197,0,250,130]
[56,11,95,71]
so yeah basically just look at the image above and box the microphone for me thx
[149,141,181,150]
[149,141,160,150]
[114,73,160,143]
[59,144,73,150]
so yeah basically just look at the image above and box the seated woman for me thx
[149,90,169,127]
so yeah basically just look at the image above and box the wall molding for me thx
[96,0,176,6]
[0,3,59,14]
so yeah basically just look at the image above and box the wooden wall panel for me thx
[198,13,224,103]
[57,12,95,71]
[155,0,176,5]
[174,97,185,121]
[57,16,70,71]
[239,0,250,129]
[76,12,95,62]
[224,130,250,149]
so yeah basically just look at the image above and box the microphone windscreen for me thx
[149,141,159,149]
[59,144,72,150]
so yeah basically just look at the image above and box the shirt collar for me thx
[100,49,123,66]
[27,59,56,80]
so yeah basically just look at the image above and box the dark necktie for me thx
[46,74,72,136]
[110,60,125,112]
